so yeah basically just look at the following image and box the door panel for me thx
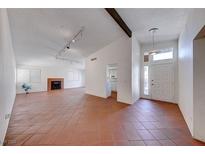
[150,63,174,102]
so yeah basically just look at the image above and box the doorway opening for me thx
[106,64,118,100]
[193,25,205,140]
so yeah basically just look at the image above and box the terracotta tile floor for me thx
[4,88,205,146]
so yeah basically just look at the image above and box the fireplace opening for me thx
[51,81,61,90]
[47,78,64,91]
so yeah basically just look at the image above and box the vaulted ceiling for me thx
[8,8,125,67]
[117,8,191,44]
[8,8,191,67]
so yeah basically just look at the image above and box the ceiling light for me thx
[56,27,85,61]
[148,28,159,55]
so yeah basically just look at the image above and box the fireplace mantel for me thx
[47,78,64,91]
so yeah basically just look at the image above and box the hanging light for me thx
[148,28,159,55]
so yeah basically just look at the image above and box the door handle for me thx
[152,83,154,86]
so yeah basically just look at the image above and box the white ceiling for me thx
[8,8,125,67]
[117,8,191,44]
[8,8,191,67]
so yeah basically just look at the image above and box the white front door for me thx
[150,63,174,102]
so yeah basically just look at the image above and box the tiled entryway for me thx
[4,88,205,146]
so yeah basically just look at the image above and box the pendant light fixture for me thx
[148,27,159,55]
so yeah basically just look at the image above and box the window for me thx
[153,49,173,61]
[17,69,30,83]
[144,66,149,95]
[17,68,41,83]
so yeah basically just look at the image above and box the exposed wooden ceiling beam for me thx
[105,8,132,38]
[194,25,205,40]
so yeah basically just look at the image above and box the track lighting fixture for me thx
[56,26,85,61]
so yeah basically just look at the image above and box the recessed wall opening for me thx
[106,64,118,100]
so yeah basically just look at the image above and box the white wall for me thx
[85,35,133,104]
[132,32,141,103]
[16,65,85,94]
[0,9,16,145]
[178,9,205,136]
[140,40,178,103]
[193,38,205,142]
